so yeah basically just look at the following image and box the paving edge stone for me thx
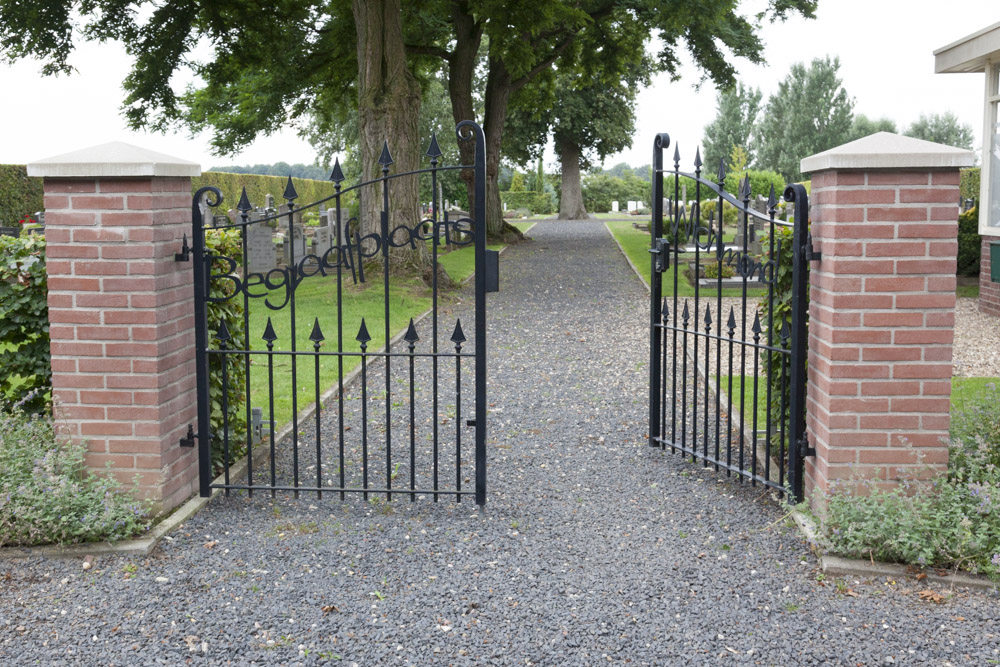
[0,240,520,562]
[607,221,999,596]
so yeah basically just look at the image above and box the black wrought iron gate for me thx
[188,121,492,505]
[648,133,812,501]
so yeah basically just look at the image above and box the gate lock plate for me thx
[649,238,669,273]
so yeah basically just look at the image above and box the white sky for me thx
[0,1,995,172]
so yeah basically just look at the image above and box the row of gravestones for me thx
[0,211,45,237]
[220,197,349,274]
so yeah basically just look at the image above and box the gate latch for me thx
[649,238,669,273]
[466,419,477,427]
[798,434,816,458]
[179,424,196,448]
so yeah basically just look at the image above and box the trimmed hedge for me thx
[960,167,980,205]
[500,191,554,215]
[191,172,343,212]
[0,165,44,226]
[0,167,344,226]
[957,206,980,277]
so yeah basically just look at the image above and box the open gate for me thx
[648,133,813,501]
[188,121,492,505]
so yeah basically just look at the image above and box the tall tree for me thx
[904,112,975,151]
[701,83,762,173]
[756,56,854,182]
[846,114,898,142]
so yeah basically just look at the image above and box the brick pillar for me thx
[28,143,201,514]
[800,133,975,501]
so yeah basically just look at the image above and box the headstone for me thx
[313,226,333,256]
[283,226,305,265]
[612,201,619,213]
[265,194,275,211]
[34,211,45,227]
[247,223,276,273]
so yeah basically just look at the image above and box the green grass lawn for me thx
[240,227,525,431]
[606,220,761,298]
[956,284,979,298]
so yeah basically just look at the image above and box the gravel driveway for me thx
[2,220,998,665]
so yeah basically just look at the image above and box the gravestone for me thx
[247,223,276,273]
[612,201,619,212]
[283,225,305,265]
[313,226,333,256]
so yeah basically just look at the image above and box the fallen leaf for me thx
[936,569,949,577]
[918,590,946,604]
[321,605,339,614]
[915,573,927,582]
[204,541,218,549]
[846,590,858,597]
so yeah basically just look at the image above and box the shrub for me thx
[949,380,1000,470]
[698,199,738,227]
[724,170,786,201]
[960,167,980,205]
[704,261,735,279]
[204,229,248,472]
[0,233,49,413]
[0,406,151,546]
[0,165,44,227]
[817,439,1000,581]
[956,206,980,277]
[500,191,554,214]
[190,171,347,214]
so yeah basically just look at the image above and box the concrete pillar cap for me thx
[801,132,975,174]
[27,142,200,178]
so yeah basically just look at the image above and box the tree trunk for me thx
[556,136,589,220]
[448,5,524,243]
[353,0,427,270]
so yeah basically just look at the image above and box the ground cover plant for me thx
[0,405,150,547]
[0,233,49,413]
[809,380,1000,581]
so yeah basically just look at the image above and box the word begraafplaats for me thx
[207,217,474,310]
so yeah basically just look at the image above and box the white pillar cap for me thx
[801,132,976,174]
[27,142,200,178]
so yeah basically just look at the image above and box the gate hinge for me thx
[798,434,816,458]
[174,234,191,262]
[804,233,822,262]
[179,424,196,447]
[649,238,669,273]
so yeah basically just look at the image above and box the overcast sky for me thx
[0,1,995,173]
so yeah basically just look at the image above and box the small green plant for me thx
[0,233,49,413]
[0,406,151,546]
[703,261,735,280]
[949,380,1000,469]
[817,438,1000,582]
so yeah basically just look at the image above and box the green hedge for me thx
[0,234,49,413]
[960,167,980,205]
[0,165,44,226]
[191,172,343,212]
[957,206,981,277]
[501,191,554,215]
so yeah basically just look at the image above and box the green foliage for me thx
[961,167,981,204]
[756,57,854,182]
[192,172,339,213]
[204,229,247,472]
[701,83,762,172]
[509,171,527,192]
[0,406,151,546]
[950,379,1000,470]
[0,234,49,413]
[904,112,975,151]
[723,170,786,201]
[698,200,738,227]
[703,261,734,279]
[846,114,897,142]
[208,162,330,180]
[501,191,554,215]
[818,439,1000,581]
[758,224,807,443]
[957,207,981,277]
[0,165,43,226]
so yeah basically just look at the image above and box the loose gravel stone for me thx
[1,220,998,666]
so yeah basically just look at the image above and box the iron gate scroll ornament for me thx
[648,133,812,502]
[190,121,490,505]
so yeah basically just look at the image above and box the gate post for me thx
[800,133,974,503]
[28,143,201,515]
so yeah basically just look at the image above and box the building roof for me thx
[934,21,1000,74]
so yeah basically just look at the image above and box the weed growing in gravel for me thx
[0,406,151,547]
[813,439,1000,581]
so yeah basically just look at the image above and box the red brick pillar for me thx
[800,133,975,501]
[28,143,200,514]
[979,236,1000,316]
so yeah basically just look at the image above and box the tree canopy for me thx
[755,56,854,182]
[904,112,975,151]
[701,83,762,174]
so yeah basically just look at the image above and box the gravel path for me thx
[3,220,999,665]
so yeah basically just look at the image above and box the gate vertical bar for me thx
[460,120,488,507]
[649,134,667,448]
[785,184,810,501]
[192,187,220,498]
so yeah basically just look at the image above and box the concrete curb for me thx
[606,221,999,595]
